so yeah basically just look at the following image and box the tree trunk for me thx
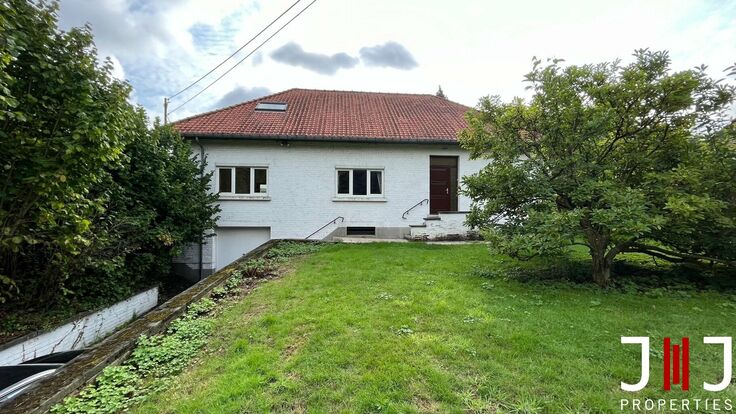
[591,249,612,286]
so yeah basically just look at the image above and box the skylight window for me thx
[255,102,288,112]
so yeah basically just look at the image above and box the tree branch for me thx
[626,243,736,267]
[605,239,635,262]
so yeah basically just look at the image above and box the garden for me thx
[54,242,735,413]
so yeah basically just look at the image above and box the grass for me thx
[133,243,736,413]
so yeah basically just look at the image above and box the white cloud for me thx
[215,85,271,107]
[270,42,359,75]
[360,42,418,70]
[107,54,126,81]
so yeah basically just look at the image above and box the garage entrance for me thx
[215,227,271,270]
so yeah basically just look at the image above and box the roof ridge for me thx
[288,88,472,110]
[291,87,434,96]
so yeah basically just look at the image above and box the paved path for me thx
[333,237,408,243]
[333,237,486,245]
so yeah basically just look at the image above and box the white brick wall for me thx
[0,288,158,365]
[179,140,491,270]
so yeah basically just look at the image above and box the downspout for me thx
[195,137,205,281]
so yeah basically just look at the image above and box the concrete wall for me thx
[409,212,477,240]
[177,140,491,271]
[0,288,158,366]
[172,237,214,281]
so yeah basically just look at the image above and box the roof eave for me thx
[181,133,461,145]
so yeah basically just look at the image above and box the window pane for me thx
[337,170,350,194]
[254,169,267,193]
[219,168,232,193]
[370,171,382,194]
[235,167,250,194]
[353,169,367,195]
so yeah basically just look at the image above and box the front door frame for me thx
[429,156,458,214]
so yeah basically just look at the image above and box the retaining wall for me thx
[0,288,158,366]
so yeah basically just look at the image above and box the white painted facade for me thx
[0,288,158,365]
[175,139,491,274]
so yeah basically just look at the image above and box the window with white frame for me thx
[336,168,383,196]
[217,166,268,195]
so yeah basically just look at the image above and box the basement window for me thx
[218,166,268,196]
[255,102,287,112]
[346,227,375,236]
[336,168,383,197]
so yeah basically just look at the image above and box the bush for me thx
[0,1,219,309]
[0,0,139,304]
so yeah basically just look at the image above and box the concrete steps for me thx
[407,212,477,240]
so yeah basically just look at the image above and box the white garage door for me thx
[215,227,271,270]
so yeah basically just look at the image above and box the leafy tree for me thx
[727,62,736,78]
[69,122,219,302]
[0,1,219,307]
[460,50,735,285]
[436,85,447,99]
[0,0,139,302]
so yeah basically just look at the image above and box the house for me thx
[172,88,491,279]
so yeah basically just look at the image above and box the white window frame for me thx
[216,165,269,200]
[334,167,384,198]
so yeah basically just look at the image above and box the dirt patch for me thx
[282,331,310,360]
[413,395,442,413]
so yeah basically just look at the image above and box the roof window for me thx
[255,102,288,112]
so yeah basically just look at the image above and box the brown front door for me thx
[429,156,458,214]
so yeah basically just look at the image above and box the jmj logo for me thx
[621,336,732,392]
[663,337,689,391]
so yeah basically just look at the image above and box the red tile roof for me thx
[173,89,471,143]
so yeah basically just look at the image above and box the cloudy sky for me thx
[58,0,736,122]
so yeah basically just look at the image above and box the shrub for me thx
[0,1,219,309]
[265,241,324,262]
[238,258,273,279]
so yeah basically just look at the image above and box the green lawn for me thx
[134,243,735,413]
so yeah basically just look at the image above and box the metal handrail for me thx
[402,198,429,219]
[305,216,344,240]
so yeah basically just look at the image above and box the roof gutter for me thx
[180,133,461,145]
[194,137,205,281]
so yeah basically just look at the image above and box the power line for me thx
[170,0,304,100]
[168,0,318,116]
[168,0,317,116]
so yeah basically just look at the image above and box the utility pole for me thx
[163,97,169,125]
